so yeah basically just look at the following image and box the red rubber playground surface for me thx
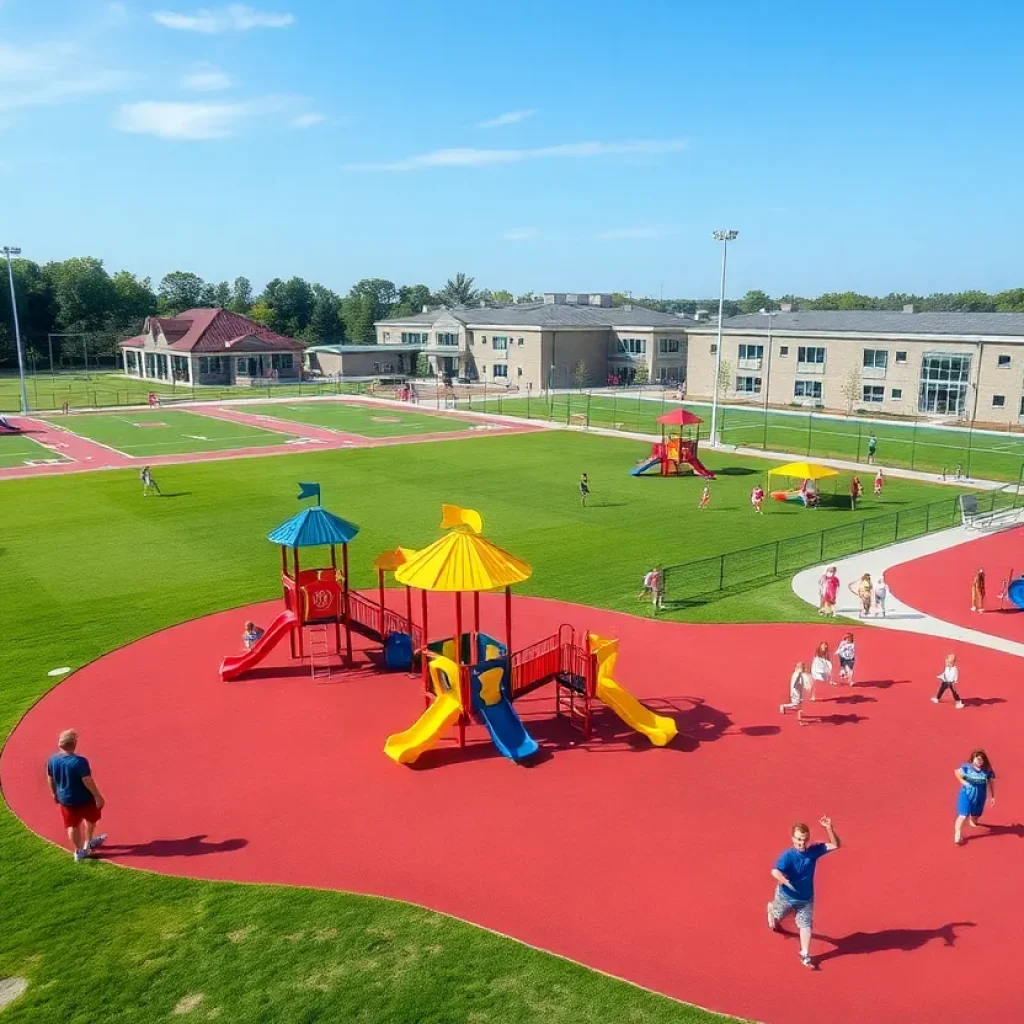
[886,525,1024,644]
[3,594,1022,1024]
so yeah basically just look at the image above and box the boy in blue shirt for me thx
[767,815,841,968]
[46,729,107,863]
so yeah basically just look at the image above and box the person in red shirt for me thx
[818,566,840,616]
[873,469,883,497]
[751,485,765,515]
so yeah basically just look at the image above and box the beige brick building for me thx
[375,294,689,391]
[686,310,1024,424]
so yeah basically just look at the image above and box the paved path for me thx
[791,525,1024,657]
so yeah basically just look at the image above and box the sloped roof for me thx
[119,334,146,349]
[268,506,360,547]
[124,309,304,354]
[699,311,1024,339]
[378,302,692,331]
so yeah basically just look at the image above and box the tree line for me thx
[2,254,1023,369]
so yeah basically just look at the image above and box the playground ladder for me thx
[308,625,332,683]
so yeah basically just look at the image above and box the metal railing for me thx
[661,488,1021,606]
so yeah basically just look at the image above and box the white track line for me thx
[791,525,1024,657]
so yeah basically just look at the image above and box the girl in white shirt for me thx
[810,642,833,702]
[932,653,964,709]
[780,661,811,724]
[836,633,856,686]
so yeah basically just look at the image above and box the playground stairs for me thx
[555,671,590,736]
[308,625,332,683]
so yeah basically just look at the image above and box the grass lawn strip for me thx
[0,431,961,1022]
[244,400,477,438]
[0,433,70,469]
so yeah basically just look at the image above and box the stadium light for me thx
[2,245,29,415]
[709,231,738,445]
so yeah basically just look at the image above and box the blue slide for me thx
[469,663,538,762]
[630,457,660,477]
[1007,578,1024,610]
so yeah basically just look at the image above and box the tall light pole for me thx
[709,229,738,446]
[759,307,778,448]
[2,245,29,415]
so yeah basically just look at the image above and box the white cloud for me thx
[153,4,295,33]
[501,228,539,241]
[182,65,234,91]
[346,138,686,172]
[291,112,325,129]
[595,225,679,240]
[114,95,293,139]
[0,41,132,111]
[477,109,536,128]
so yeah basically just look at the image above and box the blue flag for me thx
[297,482,321,504]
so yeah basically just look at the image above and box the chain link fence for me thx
[660,488,1021,608]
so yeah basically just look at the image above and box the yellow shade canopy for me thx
[768,461,839,481]
[395,505,532,592]
[373,546,418,572]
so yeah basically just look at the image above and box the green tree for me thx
[995,289,1024,312]
[229,276,254,313]
[739,290,775,314]
[46,257,117,332]
[304,285,343,343]
[516,291,538,303]
[573,359,590,390]
[392,284,433,318]
[633,363,650,385]
[415,352,430,377]
[437,272,478,307]
[341,278,397,343]
[247,300,273,326]
[158,271,206,314]
[211,280,232,308]
[492,289,514,304]
[110,271,157,327]
[0,258,56,356]
[267,277,315,336]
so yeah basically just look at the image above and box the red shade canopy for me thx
[657,408,703,426]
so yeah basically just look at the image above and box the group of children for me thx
[692,470,884,515]
[816,566,888,618]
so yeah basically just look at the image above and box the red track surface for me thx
[887,526,1024,643]
[3,594,1022,1024]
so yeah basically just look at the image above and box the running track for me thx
[3,593,1021,1024]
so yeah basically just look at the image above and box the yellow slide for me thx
[589,634,678,747]
[384,654,463,764]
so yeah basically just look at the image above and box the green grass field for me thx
[0,431,70,469]
[460,391,1024,483]
[0,371,373,414]
[0,430,966,1022]
[245,400,476,437]
[42,410,294,457]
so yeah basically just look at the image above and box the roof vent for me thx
[694,309,709,322]
[421,305,429,313]
[623,303,633,312]
[903,303,915,314]
[779,302,793,313]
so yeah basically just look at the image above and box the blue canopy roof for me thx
[268,506,360,547]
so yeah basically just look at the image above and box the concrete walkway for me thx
[791,525,1024,657]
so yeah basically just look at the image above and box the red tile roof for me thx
[122,309,304,354]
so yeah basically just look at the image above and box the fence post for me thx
[965,420,974,480]
[611,392,617,429]
[819,529,825,562]
[636,392,642,433]
[910,419,917,470]
[586,392,592,429]
[807,411,813,455]
[719,555,725,591]
[926,503,931,532]
[860,519,866,549]
[773,540,779,576]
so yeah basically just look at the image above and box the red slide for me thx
[681,452,715,479]
[219,610,298,681]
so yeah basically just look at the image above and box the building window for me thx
[383,332,390,343]
[862,385,885,403]
[401,332,428,344]
[492,336,508,350]
[617,337,647,355]
[436,333,458,347]
[797,346,825,365]
[738,344,763,361]
[736,376,762,393]
[993,395,1006,407]
[517,337,524,346]
[658,338,681,354]
[710,343,717,354]
[895,351,907,364]
[481,336,487,345]
[918,354,970,415]
[493,364,508,378]
[998,354,1011,368]
[863,349,888,370]
[892,388,903,399]
[794,380,822,400]
[517,366,523,376]
[271,353,293,370]
[779,346,789,356]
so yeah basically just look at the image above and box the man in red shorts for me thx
[46,729,106,862]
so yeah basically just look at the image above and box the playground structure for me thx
[384,505,678,765]
[219,496,421,682]
[767,461,838,506]
[998,567,1024,610]
[631,408,715,479]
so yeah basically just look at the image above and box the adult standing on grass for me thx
[47,730,106,863]
[954,750,996,845]
[867,434,877,464]
[971,568,986,613]
[140,466,160,497]
[579,472,590,507]
[767,817,842,969]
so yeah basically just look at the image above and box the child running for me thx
[818,566,840,616]
[933,653,964,708]
[873,469,884,497]
[873,574,888,617]
[810,642,833,701]
[579,473,590,507]
[849,573,872,617]
[836,632,856,686]
[971,568,985,613]
[751,484,765,515]
[953,749,996,844]
[698,483,711,510]
[780,661,811,725]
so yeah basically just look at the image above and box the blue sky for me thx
[2,0,1023,298]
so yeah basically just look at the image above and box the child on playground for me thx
[579,473,590,507]
[873,574,888,616]
[751,484,765,514]
[140,466,160,496]
[954,750,995,844]
[873,469,884,497]
[836,632,856,685]
[242,620,265,650]
[849,573,872,617]
[810,642,833,700]
[933,653,964,708]
[971,568,985,613]
[638,569,656,603]
[780,661,811,724]
[849,475,863,510]
[818,566,839,616]
[698,483,711,510]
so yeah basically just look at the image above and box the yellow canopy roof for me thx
[768,461,839,481]
[394,506,533,592]
[373,546,418,572]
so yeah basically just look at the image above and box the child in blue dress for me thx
[954,749,996,845]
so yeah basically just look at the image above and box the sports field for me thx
[0,431,69,469]
[41,409,294,457]
[0,430,981,1022]
[244,400,477,437]
[461,391,1024,483]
